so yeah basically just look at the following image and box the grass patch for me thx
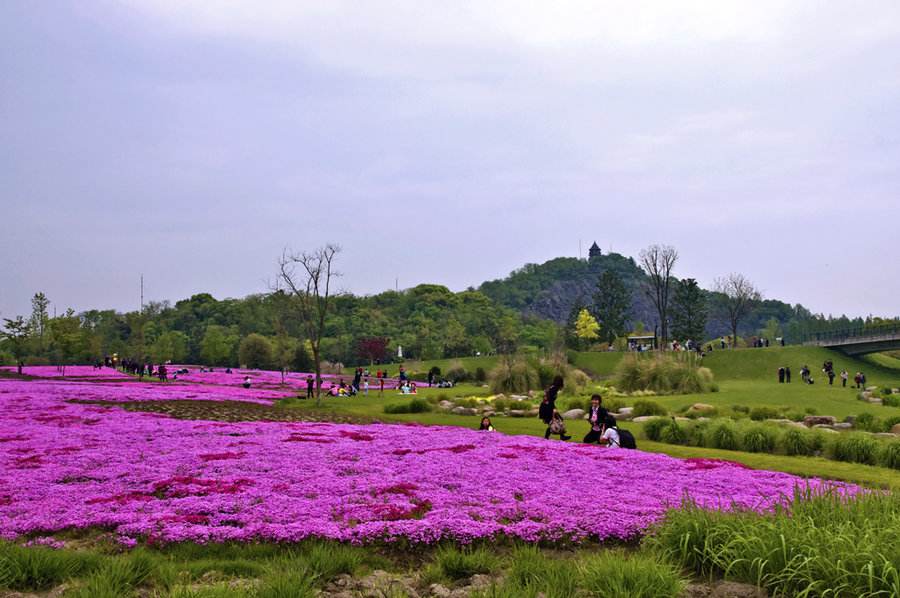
[650,490,900,597]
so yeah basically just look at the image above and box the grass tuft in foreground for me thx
[648,489,900,597]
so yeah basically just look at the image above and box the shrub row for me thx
[643,417,900,469]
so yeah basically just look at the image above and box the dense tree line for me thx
[0,286,558,369]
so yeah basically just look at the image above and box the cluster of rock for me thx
[859,386,899,406]
[437,394,538,418]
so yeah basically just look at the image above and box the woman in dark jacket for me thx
[539,375,571,440]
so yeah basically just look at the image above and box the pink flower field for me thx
[0,375,852,546]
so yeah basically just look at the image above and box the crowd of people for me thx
[777,361,866,388]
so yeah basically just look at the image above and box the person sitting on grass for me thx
[582,394,609,444]
[478,416,494,432]
[409,382,417,394]
[242,376,251,389]
[597,416,620,448]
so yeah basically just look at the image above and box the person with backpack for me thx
[598,415,621,448]
[582,394,609,444]
[539,375,571,440]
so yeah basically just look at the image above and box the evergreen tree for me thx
[671,278,708,342]
[592,270,630,343]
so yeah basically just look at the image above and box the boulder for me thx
[507,410,526,418]
[450,406,477,416]
[562,409,585,420]
[692,403,715,411]
[876,432,899,439]
[527,408,540,417]
[869,398,884,405]
[832,422,853,431]
[866,386,878,392]
[891,423,900,435]
[633,415,665,423]
[509,394,528,401]
[767,418,795,426]
[803,415,836,427]
[617,407,634,415]
[429,583,452,598]
[674,416,691,422]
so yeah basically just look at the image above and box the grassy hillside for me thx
[702,346,900,383]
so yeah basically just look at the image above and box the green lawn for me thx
[289,347,900,489]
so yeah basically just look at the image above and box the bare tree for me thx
[639,244,678,348]
[276,244,340,405]
[714,273,762,348]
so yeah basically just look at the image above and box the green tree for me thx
[670,278,708,342]
[1,316,31,374]
[29,292,50,355]
[150,331,189,364]
[592,270,630,343]
[48,309,84,375]
[272,330,297,383]
[239,333,273,369]
[759,317,782,343]
[200,325,238,366]
[574,308,600,346]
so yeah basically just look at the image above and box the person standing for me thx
[840,369,848,387]
[539,375,570,440]
[827,369,836,385]
[785,366,791,383]
[778,367,785,383]
[363,376,369,396]
[306,375,315,399]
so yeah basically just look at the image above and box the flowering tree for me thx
[356,336,389,365]
[574,309,600,347]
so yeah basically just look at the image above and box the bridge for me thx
[802,323,900,356]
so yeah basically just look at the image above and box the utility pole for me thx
[395,277,399,292]
[140,275,144,313]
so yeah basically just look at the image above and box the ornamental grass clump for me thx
[615,353,714,395]
[708,420,740,451]
[830,433,879,465]
[632,400,668,417]
[740,423,779,453]
[779,428,812,456]
[383,398,432,414]
[879,441,900,470]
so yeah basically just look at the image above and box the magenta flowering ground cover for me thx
[0,377,851,546]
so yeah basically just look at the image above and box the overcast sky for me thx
[2,1,898,320]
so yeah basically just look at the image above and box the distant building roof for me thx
[588,241,602,258]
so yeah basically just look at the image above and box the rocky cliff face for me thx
[480,252,798,340]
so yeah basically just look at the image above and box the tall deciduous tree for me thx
[639,245,678,348]
[714,273,762,348]
[592,270,629,343]
[29,292,50,353]
[2,316,31,374]
[277,244,340,405]
[670,278,708,342]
